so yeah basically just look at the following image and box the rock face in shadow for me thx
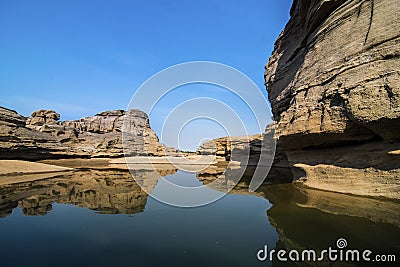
[264,0,400,198]
[0,107,179,160]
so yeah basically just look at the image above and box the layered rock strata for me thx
[263,0,400,198]
[0,107,179,160]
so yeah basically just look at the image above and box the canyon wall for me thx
[264,0,400,198]
[0,106,178,160]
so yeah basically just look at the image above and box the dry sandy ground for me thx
[0,156,222,185]
[0,160,72,175]
[40,155,220,172]
[0,160,73,185]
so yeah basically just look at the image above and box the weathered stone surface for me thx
[264,0,400,198]
[197,134,263,161]
[265,0,400,147]
[0,106,176,159]
[287,141,400,199]
[0,107,66,159]
[0,107,26,127]
[26,109,60,126]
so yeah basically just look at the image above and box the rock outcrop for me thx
[264,0,400,198]
[196,134,263,161]
[0,106,178,160]
[26,109,60,126]
[196,128,293,183]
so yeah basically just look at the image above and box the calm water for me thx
[0,166,399,267]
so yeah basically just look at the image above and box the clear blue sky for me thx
[0,0,292,150]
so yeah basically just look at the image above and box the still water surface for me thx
[0,167,399,266]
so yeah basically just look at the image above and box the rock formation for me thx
[0,106,179,160]
[196,129,293,183]
[264,0,400,198]
[196,134,262,161]
[26,109,60,126]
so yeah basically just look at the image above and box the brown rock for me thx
[0,107,26,127]
[264,0,400,198]
[265,0,400,147]
[0,106,175,160]
[27,109,60,126]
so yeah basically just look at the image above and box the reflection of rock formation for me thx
[0,106,180,160]
[196,163,284,196]
[263,0,400,198]
[0,167,176,218]
[263,183,400,266]
[196,166,400,265]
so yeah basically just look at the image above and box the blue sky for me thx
[0,0,292,150]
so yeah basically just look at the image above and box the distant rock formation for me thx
[196,128,293,182]
[264,0,400,198]
[26,109,60,126]
[196,134,263,161]
[0,106,179,160]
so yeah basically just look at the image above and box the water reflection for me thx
[0,167,177,217]
[0,164,399,266]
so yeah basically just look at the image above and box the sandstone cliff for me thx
[0,106,178,160]
[264,0,400,198]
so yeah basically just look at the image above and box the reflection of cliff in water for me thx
[264,184,400,266]
[197,163,400,265]
[196,162,292,195]
[0,167,177,218]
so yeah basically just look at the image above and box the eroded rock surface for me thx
[0,107,177,159]
[264,0,400,198]
[265,0,400,146]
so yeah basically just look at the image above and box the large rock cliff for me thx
[0,107,177,160]
[264,0,400,198]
